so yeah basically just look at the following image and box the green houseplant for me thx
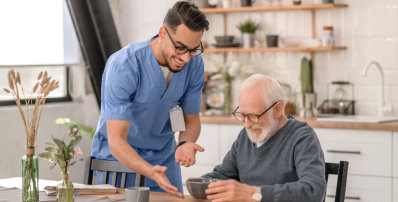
[38,127,84,202]
[236,19,259,48]
[236,19,259,34]
[296,57,316,117]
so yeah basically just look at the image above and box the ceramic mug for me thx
[222,0,231,8]
[241,0,256,7]
[125,187,150,202]
[266,35,278,47]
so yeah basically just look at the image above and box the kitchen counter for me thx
[200,115,398,131]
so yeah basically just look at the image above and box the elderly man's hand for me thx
[175,142,204,167]
[205,179,256,202]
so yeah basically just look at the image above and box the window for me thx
[0,0,78,105]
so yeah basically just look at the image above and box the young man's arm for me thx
[175,113,204,167]
[107,120,184,198]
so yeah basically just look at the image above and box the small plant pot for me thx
[296,93,317,117]
[241,33,254,48]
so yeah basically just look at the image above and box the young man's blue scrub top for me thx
[91,35,204,193]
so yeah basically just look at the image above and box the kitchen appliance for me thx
[318,81,355,116]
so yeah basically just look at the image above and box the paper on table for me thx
[44,183,118,196]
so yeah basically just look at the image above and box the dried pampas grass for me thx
[3,69,59,148]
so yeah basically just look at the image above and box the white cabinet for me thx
[326,175,391,202]
[219,124,243,162]
[393,132,398,178]
[315,128,394,202]
[314,128,392,177]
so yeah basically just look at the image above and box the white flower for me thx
[228,61,240,77]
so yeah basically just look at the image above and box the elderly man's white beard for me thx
[246,113,279,144]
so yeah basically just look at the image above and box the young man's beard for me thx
[163,51,184,73]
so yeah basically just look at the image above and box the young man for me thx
[91,1,209,198]
[202,74,326,202]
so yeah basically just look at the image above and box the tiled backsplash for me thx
[201,0,398,116]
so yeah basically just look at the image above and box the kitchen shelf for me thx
[200,3,348,13]
[204,46,347,53]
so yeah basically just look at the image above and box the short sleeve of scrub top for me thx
[103,62,138,120]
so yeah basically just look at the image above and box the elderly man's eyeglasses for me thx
[232,102,278,123]
[164,26,204,57]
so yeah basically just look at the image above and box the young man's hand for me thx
[175,142,204,167]
[150,165,184,199]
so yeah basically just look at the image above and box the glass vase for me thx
[224,81,233,115]
[22,148,39,202]
[57,173,74,202]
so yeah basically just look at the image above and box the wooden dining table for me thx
[92,188,209,202]
[0,177,209,202]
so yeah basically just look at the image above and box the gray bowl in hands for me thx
[186,178,219,199]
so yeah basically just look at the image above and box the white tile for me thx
[367,38,398,69]
[354,86,381,103]
[354,7,373,37]
[370,6,398,37]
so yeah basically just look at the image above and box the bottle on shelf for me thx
[321,26,335,46]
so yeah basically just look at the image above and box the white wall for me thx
[111,0,398,116]
[0,63,99,182]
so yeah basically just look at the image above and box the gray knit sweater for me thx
[202,116,326,202]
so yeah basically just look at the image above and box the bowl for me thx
[186,178,219,199]
[214,35,234,45]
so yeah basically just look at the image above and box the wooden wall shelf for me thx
[200,3,348,13]
[204,46,347,53]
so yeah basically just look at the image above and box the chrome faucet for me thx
[362,61,392,117]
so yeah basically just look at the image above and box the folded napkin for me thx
[44,183,118,196]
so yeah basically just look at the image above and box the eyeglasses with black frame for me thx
[164,26,204,57]
[232,101,278,123]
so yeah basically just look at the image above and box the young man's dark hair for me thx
[163,1,209,33]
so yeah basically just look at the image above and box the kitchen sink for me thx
[317,115,398,123]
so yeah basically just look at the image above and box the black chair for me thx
[324,161,349,202]
[83,156,145,188]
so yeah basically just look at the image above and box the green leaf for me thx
[44,147,57,153]
[53,138,66,148]
[56,157,66,170]
[62,147,70,160]
[38,152,57,162]
[68,136,82,148]
[69,161,77,166]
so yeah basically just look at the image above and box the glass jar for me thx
[57,173,74,202]
[322,26,335,46]
[22,148,39,202]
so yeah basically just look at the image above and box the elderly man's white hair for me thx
[239,74,287,113]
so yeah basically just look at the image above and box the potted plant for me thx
[38,126,84,202]
[236,19,259,48]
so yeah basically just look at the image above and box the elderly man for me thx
[202,74,326,202]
